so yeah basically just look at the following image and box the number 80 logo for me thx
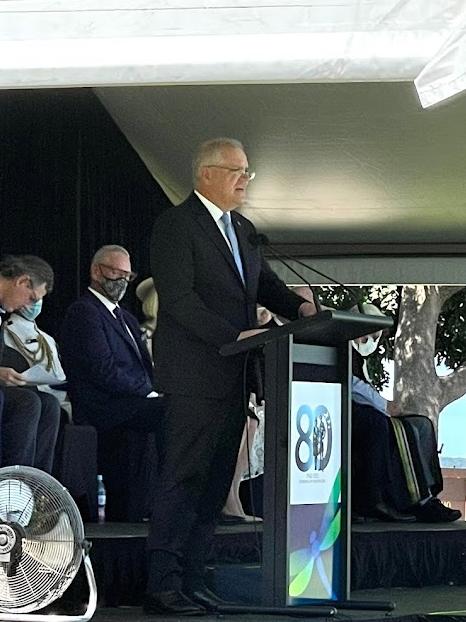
[295,404,332,472]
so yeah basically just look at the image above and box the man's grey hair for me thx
[91,245,130,267]
[192,137,245,184]
[0,254,54,292]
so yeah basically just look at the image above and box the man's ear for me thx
[200,166,213,184]
[90,263,100,282]
[15,274,29,287]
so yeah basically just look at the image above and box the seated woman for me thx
[221,396,264,523]
[1,299,62,473]
[351,303,460,523]
[220,305,277,523]
[136,277,159,361]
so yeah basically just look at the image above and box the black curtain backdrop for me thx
[0,88,172,336]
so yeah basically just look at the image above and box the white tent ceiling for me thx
[96,80,466,248]
[1,0,465,95]
[2,1,466,253]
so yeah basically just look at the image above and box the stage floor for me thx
[85,517,466,537]
[77,520,466,619]
[88,584,466,621]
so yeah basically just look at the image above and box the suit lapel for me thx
[114,313,148,368]
[0,317,5,363]
[87,292,144,359]
[125,314,153,370]
[110,309,153,377]
[190,195,247,289]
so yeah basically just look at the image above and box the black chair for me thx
[53,411,99,522]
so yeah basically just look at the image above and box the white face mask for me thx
[351,333,381,357]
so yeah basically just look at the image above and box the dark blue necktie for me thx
[221,212,245,285]
[114,306,128,331]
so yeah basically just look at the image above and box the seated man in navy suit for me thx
[60,245,164,518]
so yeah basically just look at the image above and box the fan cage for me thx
[0,465,85,613]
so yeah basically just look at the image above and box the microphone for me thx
[248,232,364,313]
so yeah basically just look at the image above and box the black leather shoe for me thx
[373,502,416,522]
[351,512,365,524]
[186,586,235,611]
[414,498,462,523]
[143,590,206,616]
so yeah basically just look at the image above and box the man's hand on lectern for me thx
[237,328,268,341]
[299,301,317,317]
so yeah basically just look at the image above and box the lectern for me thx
[220,309,393,609]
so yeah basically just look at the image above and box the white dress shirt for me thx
[194,190,233,251]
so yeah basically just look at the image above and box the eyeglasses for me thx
[205,165,256,181]
[99,264,137,282]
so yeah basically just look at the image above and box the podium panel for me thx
[288,380,342,602]
[262,338,351,607]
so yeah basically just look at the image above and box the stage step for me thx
[83,521,466,606]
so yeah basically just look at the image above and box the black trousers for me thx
[352,403,442,515]
[93,395,165,522]
[147,386,246,592]
[1,386,61,474]
[352,402,395,513]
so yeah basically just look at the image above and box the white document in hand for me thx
[21,365,66,386]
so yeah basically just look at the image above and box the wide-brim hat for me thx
[136,277,155,302]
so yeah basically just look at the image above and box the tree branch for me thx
[439,364,466,409]
[438,285,465,305]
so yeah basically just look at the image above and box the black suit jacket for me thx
[150,193,305,398]
[60,291,155,427]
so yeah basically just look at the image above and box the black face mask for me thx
[100,276,128,302]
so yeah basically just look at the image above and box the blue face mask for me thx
[20,299,43,322]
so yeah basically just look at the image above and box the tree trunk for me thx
[392,285,464,433]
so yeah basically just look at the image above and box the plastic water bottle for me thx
[97,474,106,523]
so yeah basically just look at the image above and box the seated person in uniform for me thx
[2,298,67,403]
[0,254,60,473]
[290,288,459,523]
[351,302,460,522]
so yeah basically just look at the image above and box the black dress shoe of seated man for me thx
[185,585,235,611]
[373,501,416,523]
[143,590,206,616]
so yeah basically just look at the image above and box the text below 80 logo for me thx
[295,404,332,472]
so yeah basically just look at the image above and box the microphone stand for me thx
[261,244,323,313]
[263,243,364,314]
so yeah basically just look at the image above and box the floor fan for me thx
[0,465,97,621]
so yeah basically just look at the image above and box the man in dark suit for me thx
[60,246,164,517]
[61,245,163,431]
[147,138,316,615]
